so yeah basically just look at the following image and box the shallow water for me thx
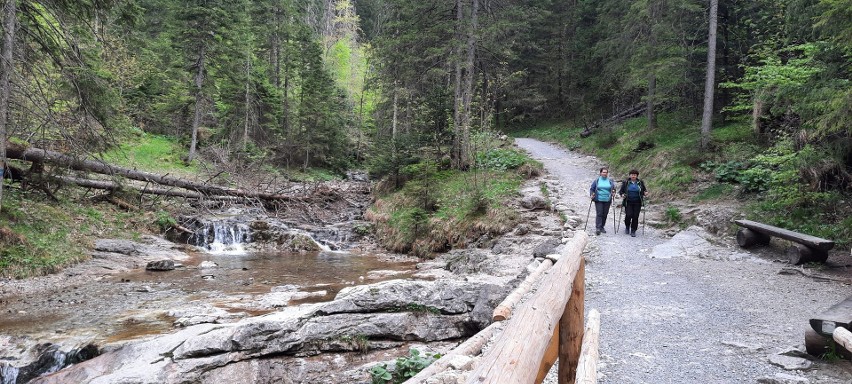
[0,250,417,345]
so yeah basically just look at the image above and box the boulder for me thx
[145,260,175,271]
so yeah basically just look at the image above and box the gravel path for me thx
[515,138,852,384]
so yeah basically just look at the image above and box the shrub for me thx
[370,349,441,384]
[476,148,528,171]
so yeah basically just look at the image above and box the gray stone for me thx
[533,238,561,258]
[145,260,175,271]
[520,195,547,210]
[94,239,138,255]
[768,354,813,370]
[757,373,810,384]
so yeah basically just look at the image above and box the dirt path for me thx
[515,138,852,383]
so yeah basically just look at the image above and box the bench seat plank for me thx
[810,295,852,337]
[734,219,835,252]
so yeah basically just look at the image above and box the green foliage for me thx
[154,211,177,232]
[476,148,528,171]
[369,349,441,384]
[102,133,197,175]
[664,206,682,224]
[739,140,852,245]
[368,160,522,255]
[693,184,735,202]
[820,339,843,362]
[0,188,152,278]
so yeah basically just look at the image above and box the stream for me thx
[0,215,417,383]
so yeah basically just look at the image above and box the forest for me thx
[0,0,850,271]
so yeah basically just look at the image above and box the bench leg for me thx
[787,244,828,264]
[736,228,763,248]
[805,328,852,359]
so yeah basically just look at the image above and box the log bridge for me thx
[734,219,835,264]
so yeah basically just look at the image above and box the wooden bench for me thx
[805,295,852,358]
[733,219,835,264]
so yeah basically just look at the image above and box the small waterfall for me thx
[0,344,98,384]
[190,221,251,254]
[1,364,19,384]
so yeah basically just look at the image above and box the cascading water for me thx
[0,344,98,384]
[190,221,252,254]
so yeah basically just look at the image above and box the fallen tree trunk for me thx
[54,175,242,201]
[5,142,301,202]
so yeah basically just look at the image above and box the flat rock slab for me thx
[768,354,813,370]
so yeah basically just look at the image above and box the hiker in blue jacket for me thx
[618,169,649,237]
[589,167,614,236]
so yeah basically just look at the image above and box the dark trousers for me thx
[624,200,642,233]
[594,200,611,230]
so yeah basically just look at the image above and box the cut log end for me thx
[736,228,758,248]
[787,244,828,265]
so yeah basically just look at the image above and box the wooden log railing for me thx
[466,231,595,384]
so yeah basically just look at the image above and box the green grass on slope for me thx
[510,113,756,199]
[0,188,154,278]
[101,133,197,176]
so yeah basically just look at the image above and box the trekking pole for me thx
[584,198,593,231]
[642,196,647,236]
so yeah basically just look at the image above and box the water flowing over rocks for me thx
[7,174,566,383]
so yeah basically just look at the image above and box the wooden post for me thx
[575,309,601,384]
[466,232,588,384]
[559,258,585,384]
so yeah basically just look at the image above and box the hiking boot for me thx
[600,228,607,234]
[625,227,630,235]
[631,231,636,237]
[595,229,601,236]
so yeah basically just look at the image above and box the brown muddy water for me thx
[0,250,417,346]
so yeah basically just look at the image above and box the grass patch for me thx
[0,188,154,278]
[366,153,537,257]
[101,133,197,176]
[693,183,735,202]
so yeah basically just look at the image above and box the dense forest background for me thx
[0,0,849,265]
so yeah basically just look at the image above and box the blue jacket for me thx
[589,177,614,202]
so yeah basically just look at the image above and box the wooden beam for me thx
[575,309,601,384]
[493,259,554,321]
[466,232,588,384]
[734,219,834,251]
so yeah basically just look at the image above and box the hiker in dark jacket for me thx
[589,167,614,236]
[618,169,648,237]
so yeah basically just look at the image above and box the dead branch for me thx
[778,266,852,284]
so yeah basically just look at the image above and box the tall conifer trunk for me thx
[0,0,16,210]
[453,0,464,169]
[188,46,206,162]
[700,0,719,149]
